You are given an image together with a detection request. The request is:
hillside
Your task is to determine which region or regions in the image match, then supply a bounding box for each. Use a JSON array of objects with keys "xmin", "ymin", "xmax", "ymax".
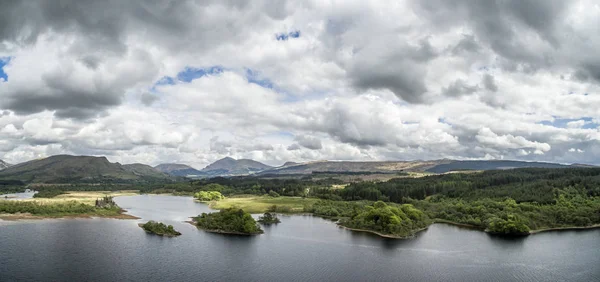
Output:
[
  {"xmin": 202, "ymin": 157, "xmax": 273, "ymax": 176},
  {"xmin": 260, "ymin": 160, "xmax": 446, "ymax": 175},
  {"xmin": 0, "ymin": 155, "xmax": 172, "ymax": 183},
  {"xmin": 0, "ymin": 159, "xmax": 11, "ymax": 170},
  {"xmin": 122, "ymin": 163, "xmax": 171, "ymax": 178},
  {"xmin": 258, "ymin": 159, "xmax": 587, "ymax": 175},
  {"xmin": 425, "ymin": 160, "xmax": 576, "ymax": 173},
  {"xmin": 155, "ymin": 163, "xmax": 204, "ymax": 177}
]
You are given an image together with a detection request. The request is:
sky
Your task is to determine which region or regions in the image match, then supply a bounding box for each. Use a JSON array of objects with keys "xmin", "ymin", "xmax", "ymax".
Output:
[{"xmin": 1, "ymin": 1, "xmax": 600, "ymax": 168}]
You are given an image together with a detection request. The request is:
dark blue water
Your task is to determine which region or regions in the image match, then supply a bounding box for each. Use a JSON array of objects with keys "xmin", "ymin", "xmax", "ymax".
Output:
[{"xmin": 1, "ymin": 195, "xmax": 599, "ymax": 281}]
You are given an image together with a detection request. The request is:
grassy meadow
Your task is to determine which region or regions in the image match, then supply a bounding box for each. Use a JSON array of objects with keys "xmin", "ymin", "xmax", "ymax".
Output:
[{"xmin": 206, "ymin": 195, "xmax": 318, "ymax": 214}]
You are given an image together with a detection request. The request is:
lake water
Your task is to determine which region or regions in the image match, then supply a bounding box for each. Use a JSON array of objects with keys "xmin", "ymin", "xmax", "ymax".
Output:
[
  {"xmin": 1, "ymin": 191, "xmax": 37, "ymax": 199},
  {"xmin": 0, "ymin": 195, "xmax": 598, "ymax": 281}
]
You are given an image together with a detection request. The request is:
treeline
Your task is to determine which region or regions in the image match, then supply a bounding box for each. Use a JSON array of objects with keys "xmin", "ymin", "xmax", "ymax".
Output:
[
  {"xmin": 311, "ymin": 171, "xmax": 406, "ymax": 176},
  {"xmin": 312, "ymin": 168, "xmax": 600, "ymax": 204},
  {"xmin": 188, "ymin": 177, "xmax": 342, "ymax": 197},
  {"xmin": 0, "ymin": 201, "xmax": 121, "ymax": 216},
  {"xmin": 33, "ymin": 190, "xmax": 66, "ymax": 198}
]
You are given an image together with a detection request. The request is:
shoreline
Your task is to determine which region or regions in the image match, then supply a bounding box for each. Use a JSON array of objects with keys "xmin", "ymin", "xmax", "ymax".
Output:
[
  {"xmin": 0, "ymin": 210, "xmax": 139, "ymax": 221},
  {"xmin": 433, "ymin": 220, "xmax": 600, "ymax": 235},
  {"xmin": 337, "ymin": 224, "xmax": 429, "ymax": 239},
  {"xmin": 528, "ymin": 224, "xmax": 600, "ymax": 234},
  {"xmin": 433, "ymin": 219, "xmax": 482, "ymax": 230}
]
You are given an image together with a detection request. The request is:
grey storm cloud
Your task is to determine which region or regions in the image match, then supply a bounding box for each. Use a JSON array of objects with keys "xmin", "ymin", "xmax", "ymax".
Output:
[
  {"xmin": 0, "ymin": 0, "xmax": 277, "ymax": 119},
  {"xmin": 451, "ymin": 35, "xmax": 481, "ymax": 55},
  {"xmin": 412, "ymin": 0, "xmax": 569, "ymax": 71},
  {"xmin": 294, "ymin": 135, "xmax": 322, "ymax": 150},
  {"xmin": 349, "ymin": 39, "xmax": 437, "ymax": 103},
  {"xmin": 482, "ymin": 74, "xmax": 498, "ymax": 92},
  {"xmin": 3, "ymin": 0, "xmax": 600, "ymax": 167},
  {"xmin": 442, "ymin": 79, "xmax": 479, "ymax": 97},
  {"xmin": 140, "ymin": 92, "xmax": 160, "ymax": 106}
]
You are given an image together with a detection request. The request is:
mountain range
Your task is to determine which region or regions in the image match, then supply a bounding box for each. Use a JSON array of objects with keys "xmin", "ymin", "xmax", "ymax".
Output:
[
  {"xmin": 155, "ymin": 157, "xmax": 274, "ymax": 177},
  {"xmin": 0, "ymin": 155, "xmax": 594, "ymax": 184},
  {"xmin": 154, "ymin": 163, "xmax": 204, "ymax": 177},
  {"xmin": 0, "ymin": 155, "xmax": 172, "ymax": 183}
]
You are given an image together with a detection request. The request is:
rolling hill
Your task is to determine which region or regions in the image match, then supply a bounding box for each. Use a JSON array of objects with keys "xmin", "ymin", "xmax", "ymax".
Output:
[
  {"xmin": 425, "ymin": 160, "xmax": 577, "ymax": 173},
  {"xmin": 259, "ymin": 160, "xmax": 447, "ymax": 175},
  {"xmin": 0, "ymin": 155, "xmax": 173, "ymax": 183},
  {"xmin": 258, "ymin": 159, "xmax": 590, "ymax": 175}
]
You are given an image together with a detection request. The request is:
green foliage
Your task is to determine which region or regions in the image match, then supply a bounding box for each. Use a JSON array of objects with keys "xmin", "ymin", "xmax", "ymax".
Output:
[
  {"xmin": 316, "ymin": 168, "xmax": 600, "ymax": 204},
  {"xmin": 141, "ymin": 221, "xmax": 181, "ymax": 236},
  {"xmin": 95, "ymin": 196, "xmax": 117, "ymax": 208},
  {"xmin": 0, "ymin": 200, "xmax": 121, "ymax": 216},
  {"xmin": 486, "ymin": 214, "xmax": 530, "ymax": 235},
  {"xmin": 257, "ymin": 212, "xmax": 281, "ymax": 224},
  {"xmin": 194, "ymin": 208, "xmax": 263, "ymax": 234},
  {"xmin": 305, "ymin": 200, "xmax": 431, "ymax": 237},
  {"xmin": 267, "ymin": 205, "xmax": 292, "ymax": 213},
  {"xmin": 194, "ymin": 191, "xmax": 224, "ymax": 201},
  {"xmin": 341, "ymin": 201, "xmax": 432, "ymax": 238},
  {"xmin": 268, "ymin": 190, "xmax": 280, "ymax": 197},
  {"xmin": 33, "ymin": 189, "xmax": 66, "ymax": 198},
  {"xmin": 417, "ymin": 188, "xmax": 600, "ymax": 234}
]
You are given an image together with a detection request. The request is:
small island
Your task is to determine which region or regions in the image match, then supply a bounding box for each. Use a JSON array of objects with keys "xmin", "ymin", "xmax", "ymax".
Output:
[
  {"xmin": 139, "ymin": 221, "xmax": 182, "ymax": 237},
  {"xmin": 257, "ymin": 212, "xmax": 281, "ymax": 225},
  {"xmin": 191, "ymin": 208, "xmax": 263, "ymax": 235}
]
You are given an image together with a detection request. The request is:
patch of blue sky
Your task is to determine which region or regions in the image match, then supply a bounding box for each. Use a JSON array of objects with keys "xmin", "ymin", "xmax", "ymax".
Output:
[
  {"xmin": 244, "ymin": 68, "xmax": 301, "ymax": 102},
  {"xmin": 245, "ymin": 68, "xmax": 274, "ymax": 89},
  {"xmin": 177, "ymin": 66, "xmax": 223, "ymax": 82},
  {"xmin": 276, "ymin": 30, "xmax": 301, "ymax": 41},
  {"xmin": 0, "ymin": 56, "xmax": 11, "ymax": 81},
  {"xmin": 150, "ymin": 66, "xmax": 223, "ymax": 92},
  {"xmin": 538, "ymin": 117, "xmax": 596, "ymax": 129}
]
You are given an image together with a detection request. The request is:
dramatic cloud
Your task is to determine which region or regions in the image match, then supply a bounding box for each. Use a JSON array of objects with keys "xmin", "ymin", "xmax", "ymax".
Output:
[{"xmin": 1, "ymin": 0, "xmax": 600, "ymax": 167}]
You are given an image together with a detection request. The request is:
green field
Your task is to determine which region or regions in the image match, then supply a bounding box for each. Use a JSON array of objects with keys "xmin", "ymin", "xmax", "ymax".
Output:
[{"xmin": 206, "ymin": 195, "xmax": 318, "ymax": 213}]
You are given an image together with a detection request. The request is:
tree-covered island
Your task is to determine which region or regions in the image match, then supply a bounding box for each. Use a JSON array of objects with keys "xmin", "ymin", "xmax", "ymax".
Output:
[
  {"xmin": 139, "ymin": 221, "xmax": 182, "ymax": 237},
  {"xmin": 191, "ymin": 208, "xmax": 263, "ymax": 235}
]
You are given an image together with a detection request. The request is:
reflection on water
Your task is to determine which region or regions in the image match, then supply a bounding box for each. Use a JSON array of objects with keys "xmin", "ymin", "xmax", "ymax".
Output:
[{"xmin": 0, "ymin": 195, "xmax": 598, "ymax": 282}]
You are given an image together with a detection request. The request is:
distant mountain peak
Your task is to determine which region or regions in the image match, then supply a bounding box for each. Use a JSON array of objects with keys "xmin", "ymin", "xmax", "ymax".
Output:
[
  {"xmin": 0, "ymin": 159, "xmax": 11, "ymax": 171},
  {"xmin": 201, "ymin": 157, "xmax": 273, "ymax": 176}
]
